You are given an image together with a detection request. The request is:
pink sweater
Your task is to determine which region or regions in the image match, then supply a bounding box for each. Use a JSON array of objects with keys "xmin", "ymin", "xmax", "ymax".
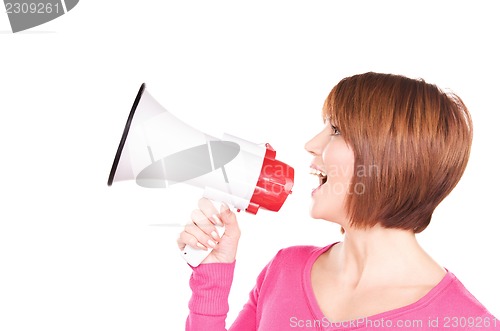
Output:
[{"xmin": 186, "ymin": 244, "xmax": 498, "ymax": 330}]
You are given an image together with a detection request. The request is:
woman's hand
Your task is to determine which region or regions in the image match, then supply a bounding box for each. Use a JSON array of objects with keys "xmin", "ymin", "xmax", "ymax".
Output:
[{"xmin": 177, "ymin": 198, "xmax": 241, "ymax": 264}]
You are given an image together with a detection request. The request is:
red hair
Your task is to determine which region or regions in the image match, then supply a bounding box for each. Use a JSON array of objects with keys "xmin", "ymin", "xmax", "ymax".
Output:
[{"xmin": 323, "ymin": 72, "xmax": 472, "ymax": 233}]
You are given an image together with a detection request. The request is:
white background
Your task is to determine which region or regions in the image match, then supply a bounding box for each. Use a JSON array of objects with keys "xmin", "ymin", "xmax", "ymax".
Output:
[{"xmin": 1, "ymin": 1, "xmax": 499, "ymax": 330}]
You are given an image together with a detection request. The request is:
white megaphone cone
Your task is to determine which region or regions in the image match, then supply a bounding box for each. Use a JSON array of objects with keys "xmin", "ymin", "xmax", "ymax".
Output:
[{"xmin": 108, "ymin": 83, "xmax": 294, "ymax": 266}]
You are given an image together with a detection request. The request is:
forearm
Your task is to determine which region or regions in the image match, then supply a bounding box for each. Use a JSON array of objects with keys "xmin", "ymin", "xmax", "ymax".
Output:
[{"xmin": 186, "ymin": 262, "xmax": 236, "ymax": 331}]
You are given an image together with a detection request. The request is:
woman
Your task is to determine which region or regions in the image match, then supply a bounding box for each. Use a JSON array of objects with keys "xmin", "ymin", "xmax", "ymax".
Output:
[{"xmin": 177, "ymin": 72, "xmax": 498, "ymax": 330}]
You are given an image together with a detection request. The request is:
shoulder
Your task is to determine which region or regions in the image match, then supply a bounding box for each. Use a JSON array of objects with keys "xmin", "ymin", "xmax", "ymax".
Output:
[
  {"xmin": 278, "ymin": 244, "xmax": 323, "ymax": 255},
  {"xmin": 252, "ymin": 244, "xmax": 333, "ymax": 291},
  {"xmin": 436, "ymin": 274, "xmax": 498, "ymax": 329},
  {"xmin": 277, "ymin": 243, "xmax": 331, "ymax": 258},
  {"xmin": 448, "ymin": 273, "xmax": 494, "ymax": 312},
  {"xmin": 427, "ymin": 272, "xmax": 497, "ymax": 323},
  {"xmin": 266, "ymin": 243, "xmax": 334, "ymax": 270}
]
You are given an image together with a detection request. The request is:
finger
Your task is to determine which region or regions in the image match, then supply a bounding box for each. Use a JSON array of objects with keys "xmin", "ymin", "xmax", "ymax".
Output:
[
  {"xmin": 219, "ymin": 202, "xmax": 237, "ymax": 226},
  {"xmin": 178, "ymin": 228, "xmax": 215, "ymax": 251},
  {"xmin": 218, "ymin": 203, "xmax": 240, "ymax": 239},
  {"xmin": 197, "ymin": 198, "xmax": 223, "ymax": 226},
  {"xmin": 184, "ymin": 216, "xmax": 220, "ymax": 249},
  {"xmin": 190, "ymin": 209, "xmax": 222, "ymax": 241}
]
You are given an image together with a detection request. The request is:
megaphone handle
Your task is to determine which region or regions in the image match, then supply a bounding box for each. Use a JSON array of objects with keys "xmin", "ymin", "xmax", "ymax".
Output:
[{"xmin": 181, "ymin": 223, "xmax": 226, "ymax": 267}]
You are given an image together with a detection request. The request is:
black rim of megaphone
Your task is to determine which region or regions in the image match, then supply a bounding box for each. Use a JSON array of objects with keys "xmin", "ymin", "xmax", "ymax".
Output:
[{"xmin": 107, "ymin": 83, "xmax": 147, "ymax": 186}]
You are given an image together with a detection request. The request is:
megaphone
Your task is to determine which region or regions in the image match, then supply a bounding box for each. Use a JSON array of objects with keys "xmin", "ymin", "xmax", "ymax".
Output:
[{"xmin": 108, "ymin": 84, "xmax": 294, "ymax": 266}]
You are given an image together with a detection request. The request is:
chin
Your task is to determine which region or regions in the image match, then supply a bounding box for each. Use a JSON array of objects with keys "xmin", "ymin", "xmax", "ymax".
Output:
[
  {"xmin": 309, "ymin": 203, "xmax": 346, "ymax": 226},
  {"xmin": 308, "ymin": 201, "xmax": 323, "ymax": 219},
  {"xmin": 309, "ymin": 204, "xmax": 331, "ymax": 220}
]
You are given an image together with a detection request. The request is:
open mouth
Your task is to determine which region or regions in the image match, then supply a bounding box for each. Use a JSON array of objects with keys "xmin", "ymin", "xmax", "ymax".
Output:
[{"xmin": 310, "ymin": 167, "xmax": 327, "ymax": 187}]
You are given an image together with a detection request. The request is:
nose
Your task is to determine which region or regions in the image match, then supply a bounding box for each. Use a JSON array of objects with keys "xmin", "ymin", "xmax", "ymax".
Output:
[{"xmin": 304, "ymin": 130, "xmax": 325, "ymax": 156}]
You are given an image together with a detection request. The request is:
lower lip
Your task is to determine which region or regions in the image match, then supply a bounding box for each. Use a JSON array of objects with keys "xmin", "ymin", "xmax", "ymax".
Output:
[{"xmin": 312, "ymin": 184, "xmax": 323, "ymax": 196}]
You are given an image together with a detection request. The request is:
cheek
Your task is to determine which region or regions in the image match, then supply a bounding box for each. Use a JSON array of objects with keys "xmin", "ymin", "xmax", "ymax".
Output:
[
  {"xmin": 322, "ymin": 141, "xmax": 355, "ymax": 183},
  {"xmin": 309, "ymin": 141, "xmax": 355, "ymax": 221}
]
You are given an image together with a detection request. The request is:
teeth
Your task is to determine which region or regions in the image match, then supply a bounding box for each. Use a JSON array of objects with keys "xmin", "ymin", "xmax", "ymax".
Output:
[{"xmin": 309, "ymin": 168, "xmax": 327, "ymax": 177}]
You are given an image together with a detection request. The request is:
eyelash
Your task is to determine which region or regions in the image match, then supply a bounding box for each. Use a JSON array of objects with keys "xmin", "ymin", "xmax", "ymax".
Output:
[{"xmin": 331, "ymin": 125, "xmax": 341, "ymax": 136}]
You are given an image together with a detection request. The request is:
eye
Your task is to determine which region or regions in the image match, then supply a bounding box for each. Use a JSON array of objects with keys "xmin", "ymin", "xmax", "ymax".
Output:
[{"xmin": 330, "ymin": 124, "xmax": 341, "ymax": 136}]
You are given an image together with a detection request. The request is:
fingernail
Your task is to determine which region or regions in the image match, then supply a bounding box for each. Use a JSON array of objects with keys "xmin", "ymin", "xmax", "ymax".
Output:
[
  {"xmin": 211, "ymin": 231, "xmax": 220, "ymax": 240},
  {"xmin": 207, "ymin": 240, "xmax": 217, "ymax": 248},
  {"xmin": 220, "ymin": 203, "xmax": 231, "ymax": 215},
  {"xmin": 196, "ymin": 242, "xmax": 207, "ymax": 250},
  {"xmin": 211, "ymin": 214, "xmax": 223, "ymax": 226}
]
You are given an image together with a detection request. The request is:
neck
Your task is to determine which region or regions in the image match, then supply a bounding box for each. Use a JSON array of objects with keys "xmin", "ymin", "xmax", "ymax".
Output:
[{"xmin": 328, "ymin": 224, "xmax": 443, "ymax": 288}]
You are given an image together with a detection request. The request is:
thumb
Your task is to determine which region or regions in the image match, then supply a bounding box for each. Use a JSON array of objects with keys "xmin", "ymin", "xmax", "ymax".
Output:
[{"xmin": 219, "ymin": 203, "xmax": 239, "ymax": 235}]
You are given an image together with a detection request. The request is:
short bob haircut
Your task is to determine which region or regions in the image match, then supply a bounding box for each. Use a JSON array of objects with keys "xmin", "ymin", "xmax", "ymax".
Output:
[{"xmin": 323, "ymin": 72, "xmax": 473, "ymax": 233}]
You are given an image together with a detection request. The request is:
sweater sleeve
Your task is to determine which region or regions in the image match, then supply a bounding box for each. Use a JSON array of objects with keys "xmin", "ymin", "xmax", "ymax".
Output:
[
  {"xmin": 186, "ymin": 252, "xmax": 279, "ymax": 331},
  {"xmin": 185, "ymin": 262, "xmax": 236, "ymax": 331}
]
